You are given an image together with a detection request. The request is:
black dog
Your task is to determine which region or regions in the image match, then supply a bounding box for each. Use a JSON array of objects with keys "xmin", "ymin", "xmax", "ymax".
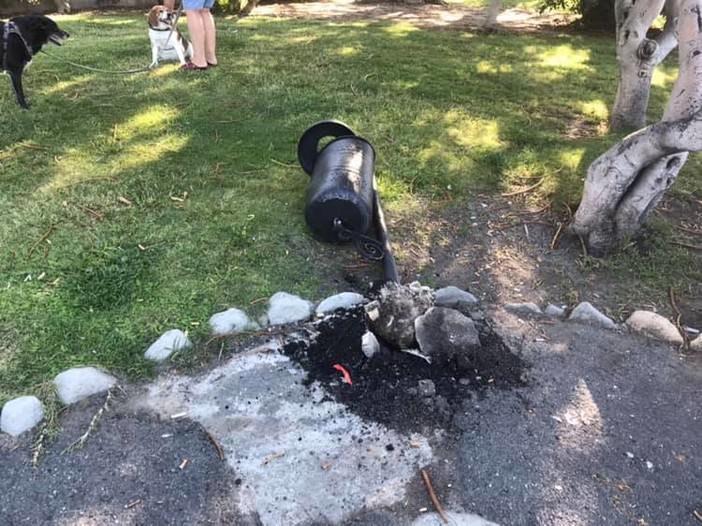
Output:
[{"xmin": 1, "ymin": 15, "xmax": 69, "ymax": 108}]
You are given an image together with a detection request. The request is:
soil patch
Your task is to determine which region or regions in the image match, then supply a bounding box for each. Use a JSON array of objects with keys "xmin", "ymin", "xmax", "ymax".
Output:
[
  {"xmin": 282, "ymin": 306, "xmax": 527, "ymax": 432},
  {"xmin": 252, "ymin": 0, "xmax": 577, "ymax": 34}
]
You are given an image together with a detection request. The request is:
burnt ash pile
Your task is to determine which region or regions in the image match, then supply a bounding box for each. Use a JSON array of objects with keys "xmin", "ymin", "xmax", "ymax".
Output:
[{"xmin": 283, "ymin": 283, "xmax": 528, "ymax": 433}]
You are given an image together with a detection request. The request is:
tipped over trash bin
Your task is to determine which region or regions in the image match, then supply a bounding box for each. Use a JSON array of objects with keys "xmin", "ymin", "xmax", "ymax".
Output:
[{"xmin": 297, "ymin": 120, "xmax": 399, "ymax": 282}]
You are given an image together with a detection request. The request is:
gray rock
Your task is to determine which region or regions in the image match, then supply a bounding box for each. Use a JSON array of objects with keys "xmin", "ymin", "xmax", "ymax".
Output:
[
  {"xmin": 267, "ymin": 292, "xmax": 314, "ymax": 326},
  {"xmin": 144, "ymin": 329, "xmax": 192, "ymax": 362},
  {"xmin": 434, "ymin": 286, "xmax": 479, "ymax": 315},
  {"xmin": 1, "ymin": 395, "xmax": 44, "ymax": 436},
  {"xmin": 365, "ymin": 281, "xmax": 434, "ymax": 348},
  {"xmin": 257, "ymin": 313, "xmax": 269, "ymax": 327},
  {"xmin": 568, "ymin": 301, "xmax": 617, "ymax": 330},
  {"xmin": 469, "ymin": 310, "xmax": 486, "ymax": 322},
  {"xmin": 544, "ymin": 304, "xmax": 566, "ymax": 318},
  {"xmin": 316, "ymin": 292, "xmax": 365, "ymax": 315},
  {"xmin": 505, "ymin": 302, "xmax": 543, "ymax": 316},
  {"xmin": 209, "ymin": 308, "xmax": 260, "ymax": 335},
  {"xmin": 625, "ymin": 311, "xmax": 684, "ymax": 344},
  {"xmin": 54, "ymin": 367, "xmax": 117, "ymax": 405},
  {"xmin": 417, "ymin": 379, "xmax": 436, "ymax": 397},
  {"xmin": 415, "ymin": 307, "xmax": 481, "ymax": 369},
  {"xmin": 690, "ymin": 335, "xmax": 702, "ymax": 352},
  {"xmin": 361, "ymin": 330, "xmax": 380, "ymax": 359}
]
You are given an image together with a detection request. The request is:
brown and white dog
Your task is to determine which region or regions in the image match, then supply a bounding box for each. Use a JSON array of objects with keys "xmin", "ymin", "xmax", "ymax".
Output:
[{"xmin": 147, "ymin": 5, "xmax": 192, "ymax": 68}]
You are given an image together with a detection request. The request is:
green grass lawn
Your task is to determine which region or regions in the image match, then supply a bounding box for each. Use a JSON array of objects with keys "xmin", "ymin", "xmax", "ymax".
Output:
[{"xmin": 0, "ymin": 8, "xmax": 699, "ymax": 404}]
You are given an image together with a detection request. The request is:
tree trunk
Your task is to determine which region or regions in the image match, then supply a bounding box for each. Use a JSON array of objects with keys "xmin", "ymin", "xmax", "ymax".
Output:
[
  {"xmin": 483, "ymin": 0, "xmax": 501, "ymax": 29},
  {"xmin": 571, "ymin": 0, "xmax": 702, "ymax": 254},
  {"xmin": 609, "ymin": 0, "xmax": 678, "ymax": 131}
]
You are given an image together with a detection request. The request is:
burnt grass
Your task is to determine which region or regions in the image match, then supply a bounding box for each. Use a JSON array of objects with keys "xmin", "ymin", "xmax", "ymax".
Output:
[{"xmin": 283, "ymin": 307, "xmax": 529, "ymax": 432}]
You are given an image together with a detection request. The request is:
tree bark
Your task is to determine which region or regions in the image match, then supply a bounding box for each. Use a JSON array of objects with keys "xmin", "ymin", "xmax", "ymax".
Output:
[
  {"xmin": 571, "ymin": 0, "xmax": 702, "ymax": 255},
  {"xmin": 483, "ymin": 0, "xmax": 501, "ymax": 29},
  {"xmin": 610, "ymin": 0, "xmax": 678, "ymax": 131}
]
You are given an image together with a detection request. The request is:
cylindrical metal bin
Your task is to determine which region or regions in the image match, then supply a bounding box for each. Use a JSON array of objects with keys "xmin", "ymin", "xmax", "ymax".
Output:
[
  {"xmin": 304, "ymin": 135, "xmax": 376, "ymax": 242},
  {"xmin": 297, "ymin": 120, "xmax": 400, "ymax": 282}
]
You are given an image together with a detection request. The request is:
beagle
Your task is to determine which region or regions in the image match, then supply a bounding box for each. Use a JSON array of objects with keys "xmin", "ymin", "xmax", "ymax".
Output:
[{"xmin": 147, "ymin": 5, "xmax": 192, "ymax": 68}]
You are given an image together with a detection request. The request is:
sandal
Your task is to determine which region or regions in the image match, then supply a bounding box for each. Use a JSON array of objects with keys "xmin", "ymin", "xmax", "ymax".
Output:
[
  {"xmin": 181, "ymin": 62, "xmax": 208, "ymax": 71},
  {"xmin": 207, "ymin": 62, "xmax": 218, "ymax": 68}
]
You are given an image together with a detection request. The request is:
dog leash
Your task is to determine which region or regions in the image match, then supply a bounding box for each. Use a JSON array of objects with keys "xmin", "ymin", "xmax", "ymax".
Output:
[
  {"xmin": 39, "ymin": 3, "xmax": 183, "ymax": 75},
  {"xmin": 39, "ymin": 48, "xmax": 153, "ymax": 74}
]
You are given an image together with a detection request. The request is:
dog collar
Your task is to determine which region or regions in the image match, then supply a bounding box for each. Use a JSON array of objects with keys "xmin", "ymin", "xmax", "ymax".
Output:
[
  {"xmin": 149, "ymin": 25, "xmax": 173, "ymax": 32},
  {"xmin": 2, "ymin": 21, "xmax": 34, "ymax": 70}
]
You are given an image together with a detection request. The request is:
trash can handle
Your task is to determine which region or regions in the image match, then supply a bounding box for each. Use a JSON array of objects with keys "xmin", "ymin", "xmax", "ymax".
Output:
[{"xmin": 297, "ymin": 120, "xmax": 357, "ymax": 176}]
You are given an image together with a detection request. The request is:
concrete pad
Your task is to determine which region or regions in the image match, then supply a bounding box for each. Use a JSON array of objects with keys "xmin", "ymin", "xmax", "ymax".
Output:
[
  {"xmin": 411, "ymin": 511, "xmax": 500, "ymax": 525},
  {"xmin": 139, "ymin": 347, "xmax": 433, "ymax": 526}
]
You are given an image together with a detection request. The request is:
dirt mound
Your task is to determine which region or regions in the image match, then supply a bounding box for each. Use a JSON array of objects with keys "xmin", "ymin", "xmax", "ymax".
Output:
[{"xmin": 283, "ymin": 306, "xmax": 527, "ymax": 432}]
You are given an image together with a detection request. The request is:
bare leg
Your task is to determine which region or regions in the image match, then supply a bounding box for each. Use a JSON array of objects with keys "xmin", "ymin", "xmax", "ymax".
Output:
[
  {"xmin": 203, "ymin": 9, "xmax": 217, "ymax": 65},
  {"xmin": 185, "ymin": 10, "xmax": 208, "ymax": 68}
]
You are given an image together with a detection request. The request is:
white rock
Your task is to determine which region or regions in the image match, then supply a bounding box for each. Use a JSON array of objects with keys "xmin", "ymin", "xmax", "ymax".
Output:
[
  {"xmin": 267, "ymin": 292, "xmax": 314, "ymax": 325},
  {"xmin": 544, "ymin": 304, "xmax": 566, "ymax": 318},
  {"xmin": 434, "ymin": 286, "xmax": 479, "ymax": 313},
  {"xmin": 54, "ymin": 367, "xmax": 117, "ymax": 405},
  {"xmin": 361, "ymin": 330, "xmax": 380, "ymax": 359},
  {"xmin": 691, "ymin": 335, "xmax": 702, "ymax": 352},
  {"xmin": 144, "ymin": 329, "xmax": 192, "ymax": 362},
  {"xmin": 505, "ymin": 302, "xmax": 543, "ymax": 316},
  {"xmin": 411, "ymin": 511, "xmax": 500, "ymax": 526},
  {"xmin": 568, "ymin": 302, "xmax": 617, "ymax": 330},
  {"xmin": 209, "ymin": 308, "xmax": 260, "ymax": 335},
  {"xmin": 316, "ymin": 292, "xmax": 365, "ymax": 315},
  {"xmin": 625, "ymin": 310, "xmax": 684, "ymax": 344},
  {"xmin": 1, "ymin": 396, "xmax": 44, "ymax": 436}
]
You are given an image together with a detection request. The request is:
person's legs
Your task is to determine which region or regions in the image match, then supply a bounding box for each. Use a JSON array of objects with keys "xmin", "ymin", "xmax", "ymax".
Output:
[
  {"xmin": 185, "ymin": 9, "xmax": 208, "ymax": 68},
  {"xmin": 202, "ymin": 9, "xmax": 217, "ymax": 66}
]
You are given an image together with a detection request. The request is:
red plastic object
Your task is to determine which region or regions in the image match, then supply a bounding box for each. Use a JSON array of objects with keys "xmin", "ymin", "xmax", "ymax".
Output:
[{"xmin": 332, "ymin": 364, "xmax": 353, "ymax": 386}]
